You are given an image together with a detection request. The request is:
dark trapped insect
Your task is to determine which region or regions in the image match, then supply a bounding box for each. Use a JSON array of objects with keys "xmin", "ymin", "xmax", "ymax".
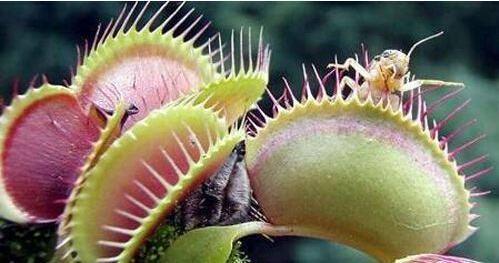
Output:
[{"xmin": 177, "ymin": 141, "xmax": 252, "ymax": 230}]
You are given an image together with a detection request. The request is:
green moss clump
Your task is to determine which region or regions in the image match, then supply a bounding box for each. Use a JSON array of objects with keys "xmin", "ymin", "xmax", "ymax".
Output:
[
  {"xmin": 132, "ymin": 222, "xmax": 181, "ymax": 263},
  {"xmin": 0, "ymin": 219, "xmax": 57, "ymax": 262},
  {"xmin": 227, "ymin": 241, "xmax": 251, "ymax": 263}
]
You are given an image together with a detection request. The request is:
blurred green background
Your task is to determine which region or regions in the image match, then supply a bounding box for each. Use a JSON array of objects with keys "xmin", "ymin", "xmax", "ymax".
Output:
[{"xmin": 0, "ymin": 2, "xmax": 497, "ymax": 262}]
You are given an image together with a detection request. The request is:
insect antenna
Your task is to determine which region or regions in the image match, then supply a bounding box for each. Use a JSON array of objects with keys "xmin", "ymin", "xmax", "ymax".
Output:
[{"xmin": 407, "ymin": 31, "xmax": 444, "ymax": 58}]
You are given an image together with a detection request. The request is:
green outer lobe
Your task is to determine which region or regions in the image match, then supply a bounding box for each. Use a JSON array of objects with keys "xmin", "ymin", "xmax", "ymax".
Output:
[
  {"xmin": 161, "ymin": 222, "xmax": 290, "ymax": 263},
  {"xmin": 161, "ymin": 223, "xmax": 257, "ymax": 263},
  {"xmin": 191, "ymin": 73, "xmax": 267, "ymax": 125},
  {"xmin": 69, "ymin": 103, "xmax": 243, "ymax": 262},
  {"xmin": 246, "ymin": 98, "xmax": 471, "ymax": 262}
]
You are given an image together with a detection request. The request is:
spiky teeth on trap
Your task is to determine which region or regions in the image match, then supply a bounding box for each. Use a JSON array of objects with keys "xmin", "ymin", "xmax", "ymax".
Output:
[
  {"xmin": 72, "ymin": 2, "xmax": 270, "ymax": 131},
  {"xmin": 61, "ymin": 99, "xmax": 244, "ymax": 262},
  {"xmin": 245, "ymin": 65, "xmax": 485, "ymax": 262}
]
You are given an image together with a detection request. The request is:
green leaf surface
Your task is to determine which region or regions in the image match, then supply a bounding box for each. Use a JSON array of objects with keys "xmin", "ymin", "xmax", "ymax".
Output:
[{"xmin": 161, "ymin": 222, "xmax": 290, "ymax": 263}]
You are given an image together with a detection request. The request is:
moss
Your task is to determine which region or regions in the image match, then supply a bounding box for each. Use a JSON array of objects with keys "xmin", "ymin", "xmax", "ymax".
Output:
[
  {"xmin": 0, "ymin": 219, "xmax": 57, "ymax": 262},
  {"xmin": 132, "ymin": 223, "xmax": 181, "ymax": 263},
  {"xmin": 227, "ymin": 241, "xmax": 251, "ymax": 263}
]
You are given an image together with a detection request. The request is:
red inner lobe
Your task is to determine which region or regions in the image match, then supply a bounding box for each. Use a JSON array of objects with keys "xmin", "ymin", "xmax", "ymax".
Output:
[
  {"xmin": 79, "ymin": 44, "xmax": 203, "ymax": 130},
  {"xmin": 87, "ymin": 121, "xmax": 219, "ymax": 259},
  {"xmin": 96, "ymin": 144, "xmax": 188, "ymax": 257},
  {"xmin": 3, "ymin": 94, "xmax": 100, "ymax": 221}
]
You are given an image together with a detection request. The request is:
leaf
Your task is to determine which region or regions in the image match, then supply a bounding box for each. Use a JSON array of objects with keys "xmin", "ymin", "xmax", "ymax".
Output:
[{"xmin": 161, "ymin": 222, "xmax": 290, "ymax": 263}]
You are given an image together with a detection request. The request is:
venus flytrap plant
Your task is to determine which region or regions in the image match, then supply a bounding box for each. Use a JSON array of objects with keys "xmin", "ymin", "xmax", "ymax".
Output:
[{"xmin": 0, "ymin": 2, "xmax": 491, "ymax": 263}]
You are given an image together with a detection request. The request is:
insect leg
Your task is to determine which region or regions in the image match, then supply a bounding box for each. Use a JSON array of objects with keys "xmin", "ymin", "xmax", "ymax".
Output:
[
  {"xmin": 387, "ymin": 93, "xmax": 401, "ymax": 110},
  {"xmin": 390, "ymin": 64, "xmax": 398, "ymax": 79},
  {"xmin": 337, "ymin": 76, "xmax": 363, "ymax": 96},
  {"xmin": 400, "ymin": 79, "xmax": 465, "ymax": 92},
  {"xmin": 327, "ymin": 58, "xmax": 373, "ymax": 80}
]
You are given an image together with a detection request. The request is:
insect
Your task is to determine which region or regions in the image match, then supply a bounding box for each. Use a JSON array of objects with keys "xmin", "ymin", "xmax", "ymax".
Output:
[
  {"xmin": 327, "ymin": 32, "xmax": 464, "ymax": 108},
  {"xmin": 177, "ymin": 141, "xmax": 252, "ymax": 230}
]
